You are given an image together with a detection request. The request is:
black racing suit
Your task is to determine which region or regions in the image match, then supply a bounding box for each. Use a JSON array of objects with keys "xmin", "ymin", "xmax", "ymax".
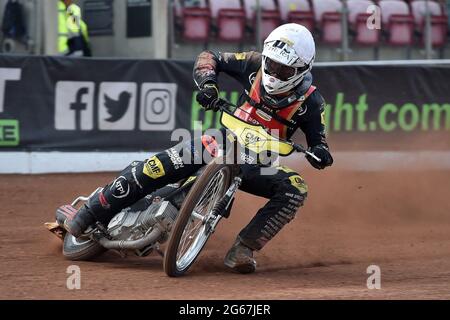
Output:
[{"xmin": 81, "ymin": 51, "xmax": 333, "ymax": 251}]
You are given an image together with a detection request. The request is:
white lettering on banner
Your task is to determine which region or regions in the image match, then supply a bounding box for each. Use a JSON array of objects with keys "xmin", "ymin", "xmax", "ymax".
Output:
[
  {"xmin": 0, "ymin": 68, "xmax": 22, "ymax": 113},
  {"xmin": 54, "ymin": 82, "xmax": 177, "ymax": 132},
  {"xmin": 98, "ymin": 82, "xmax": 137, "ymax": 131},
  {"xmin": 140, "ymin": 83, "xmax": 177, "ymax": 131},
  {"xmin": 55, "ymin": 81, "xmax": 95, "ymax": 130},
  {"xmin": 55, "ymin": 81, "xmax": 95, "ymax": 131}
]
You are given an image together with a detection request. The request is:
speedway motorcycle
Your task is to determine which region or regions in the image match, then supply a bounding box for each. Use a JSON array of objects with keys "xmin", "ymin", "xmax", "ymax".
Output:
[{"xmin": 46, "ymin": 99, "xmax": 320, "ymax": 277}]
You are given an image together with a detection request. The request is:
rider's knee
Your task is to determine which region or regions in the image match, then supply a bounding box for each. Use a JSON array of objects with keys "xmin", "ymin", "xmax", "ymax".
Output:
[
  {"xmin": 101, "ymin": 161, "xmax": 145, "ymax": 204},
  {"xmin": 142, "ymin": 154, "xmax": 168, "ymax": 180},
  {"xmin": 279, "ymin": 175, "xmax": 308, "ymax": 212}
]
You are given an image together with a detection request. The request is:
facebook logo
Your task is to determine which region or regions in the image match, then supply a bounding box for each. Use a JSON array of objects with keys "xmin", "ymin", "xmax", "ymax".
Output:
[{"xmin": 55, "ymin": 82, "xmax": 95, "ymax": 130}]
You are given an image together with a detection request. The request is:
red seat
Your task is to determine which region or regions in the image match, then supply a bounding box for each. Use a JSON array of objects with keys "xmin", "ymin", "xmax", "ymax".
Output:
[
  {"xmin": 348, "ymin": 0, "xmax": 376, "ymax": 27},
  {"xmin": 388, "ymin": 14, "xmax": 415, "ymax": 45},
  {"xmin": 312, "ymin": 0, "xmax": 342, "ymax": 22},
  {"xmin": 322, "ymin": 12, "xmax": 342, "ymax": 44},
  {"xmin": 287, "ymin": 11, "xmax": 315, "ymax": 32},
  {"xmin": 244, "ymin": 0, "xmax": 277, "ymax": 20},
  {"xmin": 379, "ymin": 0, "xmax": 414, "ymax": 46},
  {"xmin": 243, "ymin": 0, "xmax": 281, "ymax": 40},
  {"xmin": 209, "ymin": 0, "xmax": 241, "ymax": 18},
  {"xmin": 278, "ymin": 0, "xmax": 315, "ymax": 32},
  {"xmin": 355, "ymin": 13, "xmax": 381, "ymax": 45},
  {"xmin": 217, "ymin": 9, "xmax": 246, "ymax": 42},
  {"xmin": 410, "ymin": 0, "xmax": 443, "ymax": 25},
  {"xmin": 311, "ymin": 0, "xmax": 343, "ymax": 44},
  {"xmin": 411, "ymin": 0, "xmax": 448, "ymax": 47},
  {"xmin": 419, "ymin": 15, "xmax": 448, "ymax": 47},
  {"xmin": 182, "ymin": 8, "xmax": 211, "ymax": 42},
  {"xmin": 257, "ymin": 10, "xmax": 282, "ymax": 40}
]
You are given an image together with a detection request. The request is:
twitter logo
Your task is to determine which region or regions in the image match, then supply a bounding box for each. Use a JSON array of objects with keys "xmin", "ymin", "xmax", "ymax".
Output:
[
  {"xmin": 104, "ymin": 91, "xmax": 132, "ymax": 123},
  {"xmin": 99, "ymin": 82, "xmax": 137, "ymax": 131}
]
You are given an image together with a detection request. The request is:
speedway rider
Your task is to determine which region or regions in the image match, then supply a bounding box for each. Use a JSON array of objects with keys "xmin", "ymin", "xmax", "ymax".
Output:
[{"xmin": 59, "ymin": 24, "xmax": 334, "ymax": 274}]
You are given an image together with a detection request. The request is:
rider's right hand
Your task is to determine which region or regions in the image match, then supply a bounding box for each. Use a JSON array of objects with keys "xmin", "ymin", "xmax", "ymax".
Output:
[{"xmin": 196, "ymin": 82, "xmax": 220, "ymax": 111}]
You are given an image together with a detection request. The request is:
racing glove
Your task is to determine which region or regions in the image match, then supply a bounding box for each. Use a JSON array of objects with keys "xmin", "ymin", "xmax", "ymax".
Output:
[
  {"xmin": 306, "ymin": 145, "xmax": 334, "ymax": 170},
  {"xmin": 196, "ymin": 82, "xmax": 220, "ymax": 111}
]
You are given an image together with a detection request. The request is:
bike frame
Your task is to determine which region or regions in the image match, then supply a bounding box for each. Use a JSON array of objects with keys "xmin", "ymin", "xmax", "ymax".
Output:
[{"xmin": 199, "ymin": 99, "xmax": 320, "ymax": 222}]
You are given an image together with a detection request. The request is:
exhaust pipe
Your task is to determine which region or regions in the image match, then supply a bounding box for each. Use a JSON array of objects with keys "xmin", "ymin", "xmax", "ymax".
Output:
[{"xmin": 98, "ymin": 228, "xmax": 162, "ymax": 250}]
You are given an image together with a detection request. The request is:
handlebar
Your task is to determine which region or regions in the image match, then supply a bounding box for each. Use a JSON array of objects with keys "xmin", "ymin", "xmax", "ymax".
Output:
[{"xmin": 214, "ymin": 98, "xmax": 322, "ymax": 163}]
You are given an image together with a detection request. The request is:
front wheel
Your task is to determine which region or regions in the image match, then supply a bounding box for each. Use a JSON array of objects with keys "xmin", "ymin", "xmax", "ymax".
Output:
[{"xmin": 163, "ymin": 160, "xmax": 232, "ymax": 277}]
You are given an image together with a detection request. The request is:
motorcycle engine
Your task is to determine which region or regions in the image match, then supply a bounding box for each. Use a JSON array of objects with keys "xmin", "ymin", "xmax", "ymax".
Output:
[{"xmin": 107, "ymin": 199, "xmax": 179, "ymax": 243}]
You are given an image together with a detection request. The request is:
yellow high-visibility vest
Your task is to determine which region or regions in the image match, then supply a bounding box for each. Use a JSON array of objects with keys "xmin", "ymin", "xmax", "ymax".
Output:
[
  {"xmin": 66, "ymin": 3, "xmax": 82, "ymax": 36},
  {"xmin": 58, "ymin": 2, "xmax": 85, "ymax": 54},
  {"xmin": 58, "ymin": 1, "xmax": 69, "ymax": 54},
  {"xmin": 80, "ymin": 20, "xmax": 89, "ymax": 44}
]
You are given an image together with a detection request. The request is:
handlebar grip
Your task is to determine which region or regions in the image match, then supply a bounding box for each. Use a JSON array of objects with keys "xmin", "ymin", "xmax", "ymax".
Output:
[
  {"xmin": 293, "ymin": 144, "xmax": 306, "ymax": 153},
  {"xmin": 293, "ymin": 144, "xmax": 322, "ymax": 163},
  {"xmin": 213, "ymin": 98, "xmax": 228, "ymax": 111}
]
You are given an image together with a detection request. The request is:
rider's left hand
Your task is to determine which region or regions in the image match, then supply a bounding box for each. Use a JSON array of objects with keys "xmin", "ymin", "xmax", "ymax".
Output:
[{"xmin": 306, "ymin": 145, "xmax": 334, "ymax": 170}]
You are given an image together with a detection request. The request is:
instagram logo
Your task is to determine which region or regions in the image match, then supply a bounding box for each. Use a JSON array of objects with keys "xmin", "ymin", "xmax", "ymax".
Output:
[{"xmin": 140, "ymin": 83, "xmax": 177, "ymax": 131}]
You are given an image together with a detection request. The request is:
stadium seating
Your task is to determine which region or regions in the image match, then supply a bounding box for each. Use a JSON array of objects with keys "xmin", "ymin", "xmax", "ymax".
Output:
[
  {"xmin": 182, "ymin": 7, "xmax": 211, "ymax": 42},
  {"xmin": 209, "ymin": 0, "xmax": 246, "ymax": 42},
  {"xmin": 379, "ymin": 0, "xmax": 415, "ymax": 45},
  {"xmin": 278, "ymin": 0, "xmax": 315, "ymax": 32},
  {"xmin": 216, "ymin": 9, "xmax": 246, "ymax": 42},
  {"xmin": 348, "ymin": 0, "xmax": 375, "ymax": 25},
  {"xmin": 410, "ymin": 0, "xmax": 448, "ymax": 47},
  {"xmin": 311, "ymin": 0, "xmax": 343, "ymax": 44},
  {"xmin": 243, "ymin": 0, "xmax": 277, "ymax": 19},
  {"xmin": 172, "ymin": 0, "xmax": 449, "ymax": 58},
  {"xmin": 348, "ymin": 0, "xmax": 381, "ymax": 46},
  {"xmin": 243, "ymin": 0, "xmax": 282, "ymax": 40},
  {"xmin": 209, "ymin": 0, "xmax": 241, "ymax": 18}
]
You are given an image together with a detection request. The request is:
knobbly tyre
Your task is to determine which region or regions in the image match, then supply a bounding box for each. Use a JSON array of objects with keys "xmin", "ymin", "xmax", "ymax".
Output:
[{"xmin": 45, "ymin": 99, "xmax": 321, "ymax": 277}]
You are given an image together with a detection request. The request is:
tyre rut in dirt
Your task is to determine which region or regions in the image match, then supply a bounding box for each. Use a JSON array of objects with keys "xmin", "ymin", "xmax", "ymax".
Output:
[
  {"xmin": 63, "ymin": 234, "xmax": 106, "ymax": 261},
  {"xmin": 164, "ymin": 160, "xmax": 232, "ymax": 277}
]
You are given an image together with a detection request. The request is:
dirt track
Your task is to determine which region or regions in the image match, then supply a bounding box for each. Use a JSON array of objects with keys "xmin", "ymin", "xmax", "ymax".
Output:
[{"xmin": 1, "ymin": 166, "xmax": 450, "ymax": 300}]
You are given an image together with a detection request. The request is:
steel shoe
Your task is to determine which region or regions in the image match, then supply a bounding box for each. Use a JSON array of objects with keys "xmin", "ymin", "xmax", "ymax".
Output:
[{"xmin": 224, "ymin": 240, "xmax": 257, "ymax": 274}]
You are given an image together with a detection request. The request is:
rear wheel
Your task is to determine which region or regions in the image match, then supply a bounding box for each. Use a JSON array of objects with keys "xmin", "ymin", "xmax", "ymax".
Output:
[
  {"xmin": 163, "ymin": 161, "xmax": 232, "ymax": 277},
  {"xmin": 63, "ymin": 234, "xmax": 106, "ymax": 261}
]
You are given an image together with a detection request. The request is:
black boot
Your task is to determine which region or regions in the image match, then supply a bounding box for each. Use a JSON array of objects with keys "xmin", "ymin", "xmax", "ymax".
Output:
[
  {"xmin": 64, "ymin": 204, "xmax": 97, "ymax": 238},
  {"xmin": 224, "ymin": 238, "xmax": 257, "ymax": 274}
]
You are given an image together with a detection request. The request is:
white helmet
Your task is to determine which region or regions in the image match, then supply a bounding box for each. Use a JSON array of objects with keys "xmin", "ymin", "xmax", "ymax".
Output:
[{"xmin": 262, "ymin": 23, "xmax": 316, "ymax": 95}]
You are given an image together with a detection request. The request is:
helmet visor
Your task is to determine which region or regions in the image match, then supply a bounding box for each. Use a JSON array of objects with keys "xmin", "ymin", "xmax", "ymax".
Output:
[
  {"xmin": 264, "ymin": 57, "xmax": 297, "ymax": 81},
  {"xmin": 264, "ymin": 57, "xmax": 311, "ymax": 82}
]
